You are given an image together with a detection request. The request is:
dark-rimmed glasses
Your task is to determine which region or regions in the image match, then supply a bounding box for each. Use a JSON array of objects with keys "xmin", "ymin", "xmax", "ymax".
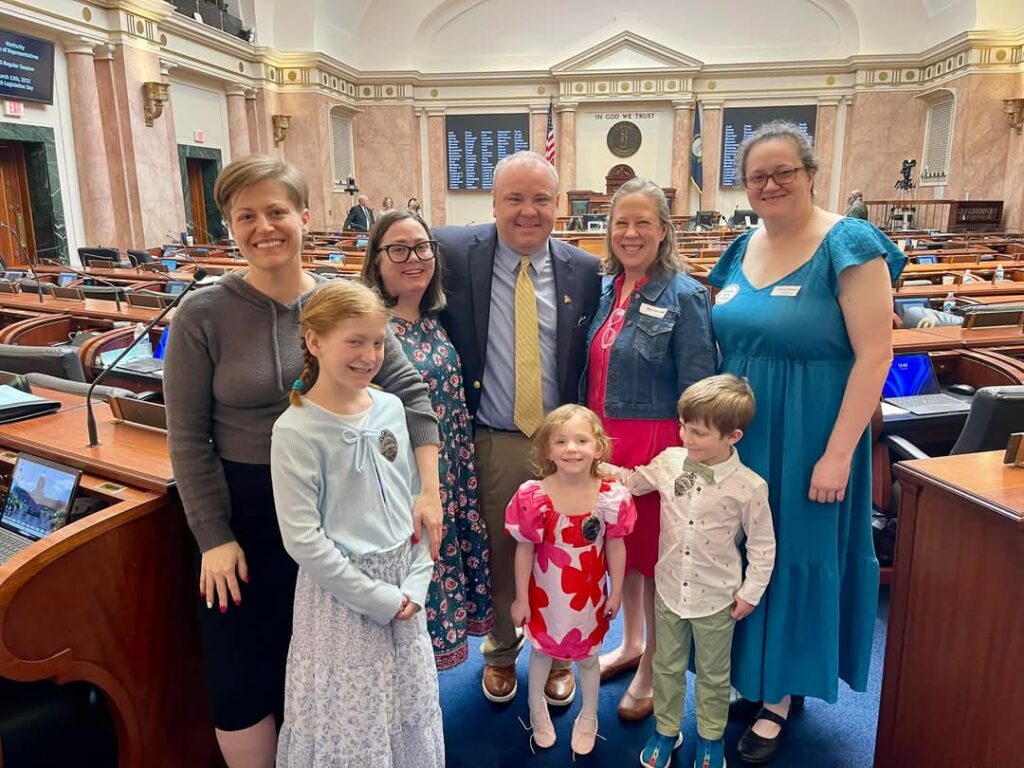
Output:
[
  {"xmin": 378, "ymin": 240, "xmax": 438, "ymax": 263},
  {"xmin": 743, "ymin": 166, "xmax": 805, "ymax": 189}
]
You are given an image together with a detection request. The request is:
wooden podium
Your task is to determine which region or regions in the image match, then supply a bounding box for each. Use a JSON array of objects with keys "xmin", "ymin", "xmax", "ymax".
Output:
[
  {"xmin": 876, "ymin": 451, "xmax": 1024, "ymax": 768},
  {"xmin": 0, "ymin": 400, "xmax": 219, "ymax": 766}
]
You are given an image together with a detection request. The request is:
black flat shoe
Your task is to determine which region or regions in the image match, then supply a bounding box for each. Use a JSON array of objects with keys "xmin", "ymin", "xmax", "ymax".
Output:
[
  {"xmin": 728, "ymin": 696, "xmax": 763, "ymax": 721},
  {"xmin": 736, "ymin": 707, "xmax": 789, "ymax": 765}
]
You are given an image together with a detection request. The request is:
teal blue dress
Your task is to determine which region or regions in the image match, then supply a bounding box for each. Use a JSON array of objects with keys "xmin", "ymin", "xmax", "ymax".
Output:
[{"xmin": 708, "ymin": 217, "xmax": 905, "ymax": 703}]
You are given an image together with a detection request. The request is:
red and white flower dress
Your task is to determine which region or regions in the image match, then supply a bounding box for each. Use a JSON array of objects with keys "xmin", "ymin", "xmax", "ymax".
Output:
[{"xmin": 505, "ymin": 479, "xmax": 637, "ymax": 661}]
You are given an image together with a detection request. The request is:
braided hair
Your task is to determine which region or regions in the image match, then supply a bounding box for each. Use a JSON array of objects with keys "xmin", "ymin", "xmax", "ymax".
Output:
[{"xmin": 289, "ymin": 279, "xmax": 388, "ymax": 406}]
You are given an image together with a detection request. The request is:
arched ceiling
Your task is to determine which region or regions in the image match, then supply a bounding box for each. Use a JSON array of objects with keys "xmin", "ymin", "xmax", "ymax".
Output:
[{"xmin": 248, "ymin": 0, "xmax": 1018, "ymax": 73}]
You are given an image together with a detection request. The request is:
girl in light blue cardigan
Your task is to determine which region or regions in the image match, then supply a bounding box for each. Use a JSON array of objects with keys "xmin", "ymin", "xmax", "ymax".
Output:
[{"xmin": 270, "ymin": 280, "xmax": 443, "ymax": 767}]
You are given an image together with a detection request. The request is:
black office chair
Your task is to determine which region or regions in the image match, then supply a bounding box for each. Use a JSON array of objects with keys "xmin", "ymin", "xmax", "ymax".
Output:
[
  {"xmin": 77, "ymin": 247, "xmax": 119, "ymax": 265},
  {"xmin": 0, "ymin": 344, "xmax": 87, "ymax": 382},
  {"xmin": 127, "ymin": 249, "xmax": 156, "ymax": 265}
]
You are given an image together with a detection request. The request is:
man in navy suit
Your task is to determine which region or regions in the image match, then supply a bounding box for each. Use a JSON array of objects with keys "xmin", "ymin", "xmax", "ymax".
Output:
[
  {"xmin": 437, "ymin": 151, "xmax": 601, "ymax": 706},
  {"xmin": 343, "ymin": 194, "xmax": 374, "ymax": 232}
]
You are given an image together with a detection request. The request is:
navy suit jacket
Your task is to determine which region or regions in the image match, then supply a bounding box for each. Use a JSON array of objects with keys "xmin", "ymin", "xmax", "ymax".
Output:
[
  {"xmin": 343, "ymin": 205, "xmax": 374, "ymax": 232},
  {"xmin": 437, "ymin": 223, "xmax": 602, "ymax": 417}
]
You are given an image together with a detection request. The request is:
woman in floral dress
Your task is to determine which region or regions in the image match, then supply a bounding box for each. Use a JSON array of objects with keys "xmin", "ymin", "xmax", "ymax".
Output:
[{"xmin": 363, "ymin": 210, "xmax": 493, "ymax": 669}]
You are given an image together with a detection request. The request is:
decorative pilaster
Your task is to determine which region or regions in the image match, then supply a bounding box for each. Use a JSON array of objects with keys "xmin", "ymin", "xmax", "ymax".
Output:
[
  {"xmin": 225, "ymin": 84, "xmax": 251, "ymax": 160},
  {"xmin": 426, "ymin": 110, "xmax": 447, "ymax": 226},
  {"xmin": 64, "ymin": 37, "xmax": 116, "ymax": 246},
  {"xmin": 529, "ymin": 103, "xmax": 549, "ymax": 156},
  {"xmin": 815, "ymin": 98, "xmax": 841, "ymax": 212},
  {"xmin": 671, "ymin": 99, "xmax": 694, "ymax": 215},
  {"xmin": 159, "ymin": 58, "xmax": 186, "ymax": 228},
  {"xmin": 245, "ymin": 89, "xmax": 263, "ymax": 153},
  {"xmin": 556, "ymin": 102, "xmax": 577, "ymax": 215},
  {"xmin": 699, "ymin": 101, "xmax": 723, "ymax": 211}
]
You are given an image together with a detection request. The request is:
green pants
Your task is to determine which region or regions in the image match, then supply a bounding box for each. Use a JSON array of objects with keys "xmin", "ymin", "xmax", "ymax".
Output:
[{"xmin": 653, "ymin": 593, "xmax": 735, "ymax": 740}]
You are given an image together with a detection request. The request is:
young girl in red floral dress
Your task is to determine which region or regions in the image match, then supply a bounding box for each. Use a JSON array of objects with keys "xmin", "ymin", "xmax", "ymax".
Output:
[{"xmin": 506, "ymin": 405, "xmax": 637, "ymax": 757}]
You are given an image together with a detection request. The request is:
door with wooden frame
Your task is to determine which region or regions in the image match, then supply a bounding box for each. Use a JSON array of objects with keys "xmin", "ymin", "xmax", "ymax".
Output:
[
  {"xmin": 0, "ymin": 142, "xmax": 35, "ymax": 266},
  {"xmin": 185, "ymin": 157, "xmax": 208, "ymax": 244}
]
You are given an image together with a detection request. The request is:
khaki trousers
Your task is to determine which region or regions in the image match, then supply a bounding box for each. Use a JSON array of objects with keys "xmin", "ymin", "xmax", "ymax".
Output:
[
  {"xmin": 653, "ymin": 593, "xmax": 735, "ymax": 740},
  {"xmin": 474, "ymin": 427, "xmax": 568, "ymax": 670}
]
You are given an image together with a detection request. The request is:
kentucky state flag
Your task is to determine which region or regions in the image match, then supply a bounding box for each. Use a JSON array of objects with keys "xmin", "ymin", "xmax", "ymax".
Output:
[{"xmin": 690, "ymin": 104, "xmax": 703, "ymax": 193}]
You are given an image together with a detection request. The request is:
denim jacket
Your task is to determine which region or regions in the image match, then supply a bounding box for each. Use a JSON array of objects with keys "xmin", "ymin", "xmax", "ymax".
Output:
[{"xmin": 581, "ymin": 267, "xmax": 717, "ymax": 420}]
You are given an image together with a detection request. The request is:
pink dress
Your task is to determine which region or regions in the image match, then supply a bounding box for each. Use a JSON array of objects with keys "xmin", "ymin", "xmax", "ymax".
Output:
[
  {"xmin": 505, "ymin": 479, "xmax": 637, "ymax": 661},
  {"xmin": 587, "ymin": 275, "xmax": 681, "ymax": 577}
]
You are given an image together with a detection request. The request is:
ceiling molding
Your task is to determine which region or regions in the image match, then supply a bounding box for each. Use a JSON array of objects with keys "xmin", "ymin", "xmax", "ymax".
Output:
[{"xmin": 551, "ymin": 31, "xmax": 703, "ymax": 75}]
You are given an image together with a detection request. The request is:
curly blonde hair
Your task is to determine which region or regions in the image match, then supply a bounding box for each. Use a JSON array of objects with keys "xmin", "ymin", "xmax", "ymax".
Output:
[{"xmin": 530, "ymin": 404, "xmax": 612, "ymax": 479}]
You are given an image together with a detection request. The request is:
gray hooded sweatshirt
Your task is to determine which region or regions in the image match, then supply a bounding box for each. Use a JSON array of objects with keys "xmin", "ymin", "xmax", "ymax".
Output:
[{"xmin": 163, "ymin": 272, "xmax": 438, "ymax": 552}]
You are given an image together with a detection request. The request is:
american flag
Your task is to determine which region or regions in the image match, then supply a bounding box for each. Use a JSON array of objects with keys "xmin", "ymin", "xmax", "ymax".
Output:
[{"xmin": 544, "ymin": 101, "xmax": 556, "ymax": 166}]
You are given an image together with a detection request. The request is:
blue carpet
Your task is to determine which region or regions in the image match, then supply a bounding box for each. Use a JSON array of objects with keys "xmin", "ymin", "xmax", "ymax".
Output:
[{"xmin": 440, "ymin": 589, "xmax": 888, "ymax": 768}]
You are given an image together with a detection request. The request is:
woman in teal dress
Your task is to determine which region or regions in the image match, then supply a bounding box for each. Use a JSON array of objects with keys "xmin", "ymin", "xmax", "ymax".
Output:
[
  {"xmin": 708, "ymin": 122, "xmax": 905, "ymax": 764},
  {"xmin": 362, "ymin": 210, "xmax": 494, "ymax": 670}
]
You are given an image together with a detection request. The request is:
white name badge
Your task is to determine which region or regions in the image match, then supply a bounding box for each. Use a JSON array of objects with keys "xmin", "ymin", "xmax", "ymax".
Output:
[
  {"xmin": 715, "ymin": 284, "xmax": 740, "ymax": 305},
  {"xmin": 771, "ymin": 285, "xmax": 801, "ymax": 297},
  {"xmin": 638, "ymin": 303, "xmax": 668, "ymax": 319}
]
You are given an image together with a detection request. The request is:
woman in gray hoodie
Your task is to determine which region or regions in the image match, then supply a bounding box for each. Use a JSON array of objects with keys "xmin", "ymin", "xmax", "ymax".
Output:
[{"xmin": 164, "ymin": 155, "xmax": 441, "ymax": 767}]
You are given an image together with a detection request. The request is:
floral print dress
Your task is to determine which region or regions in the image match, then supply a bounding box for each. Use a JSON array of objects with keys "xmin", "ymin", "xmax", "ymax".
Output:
[
  {"xmin": 505, "ymin": 479, "xmax": 636, "ymax": 661},
  {"xmin": 391, "ymin": 315, "xmax": 494, "ymax": 670}
]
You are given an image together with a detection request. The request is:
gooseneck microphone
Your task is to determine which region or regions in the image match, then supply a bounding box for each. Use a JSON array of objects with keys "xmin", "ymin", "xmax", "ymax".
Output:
[
  {"xmin": 40, "ymin": 257, "xmax": 126, "ymax": 313},
  {"xmin": 84, "ymin": 267, "xmax": 207, "ymax": 447}
]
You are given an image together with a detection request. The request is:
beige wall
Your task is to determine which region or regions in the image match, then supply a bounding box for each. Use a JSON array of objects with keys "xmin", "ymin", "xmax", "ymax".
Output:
[
  {"xmin": 839, "ymin": 91, "xmax": 929, "ymax": 204},
  {"xmin": 352, "ymin": 105, "xmax": 422, "ymax": 223},
  {"xmin": 278, "ymin": 92, "xmax": 335, "ymax": 225}
]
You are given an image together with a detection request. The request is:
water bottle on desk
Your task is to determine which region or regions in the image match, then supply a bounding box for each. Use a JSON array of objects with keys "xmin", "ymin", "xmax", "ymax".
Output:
[
  {"xmin": 943, "ymin": 291, "xmax": 956, "ymax": 314},
  {"xmin": 994, "ymin": 263, "xmax": 1005, "ymax": 283}
]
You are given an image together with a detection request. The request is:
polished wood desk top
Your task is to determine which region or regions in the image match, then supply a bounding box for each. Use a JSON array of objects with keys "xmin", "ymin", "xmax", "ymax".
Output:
[
  {"xmin": 896, "ymin": 450, "xmax": 1024, "ymax": 526},
  {"xmin": 960, "ymin": 293, "xmax": 1024, "ymax": 304},
  {"xmin": 893, "ymin": 325, "xmax": 1024, "ymax": 351},
  {"xmin": 0, "ymin": 403, "xmax": 173, "ymax": 492},
  {"xmin": 0, "ymin": 293, "xmax": 169, "ymax": 323},
  {"xmin": 34, "ymin": 264, "xmax": 197, "ymax": 282},
  {"xmin": 895, "ymin": 279, "xmax": 1024, "ymax": 298}
]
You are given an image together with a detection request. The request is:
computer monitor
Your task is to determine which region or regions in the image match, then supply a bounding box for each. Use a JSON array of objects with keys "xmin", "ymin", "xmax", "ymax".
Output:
[
  {"xmin": 166, "ymin": 280, "xmax": 187, "ymax": 297},
  {"xmin": 733, "ymin": 210, "xmax": 759, "ymax": 228},
  {"xmin": 916, "ymin": 254, "xmax": 938, "ymax": 265},
  {"xmin": 894, "ymin": 298, "xmax": 930, "ymax": 318},
  {"xmin": 154, "ymin": 325, "xmax": 171, "ymax": 360},
  {"xmin": 583, "ymin": 214, "xmax": 606, "ymax": 232},
  {"xmin": 4, "ymin": 271, "xmax": 24, "ymax": 281},
  {"xmin": 161, "ymin": 258, "xmax": 178, "ymax": 271},
  {"xmin": 882, "ymin": 354, "xmax": 940, "ymax": 398},
  {"xmin": 696, "ymin": 211, "xmax": 717, "ymax": 228},
  {"xmin": 0, "ymin": 454, "xmax": 81, "ymax": 542},
  {"xmin": 58, "ymin": 272, "xmax": 77, "ymax": 287},
  {"xmin": 328, "ymin": 253, "xmax": 345, "ymax": 263}
]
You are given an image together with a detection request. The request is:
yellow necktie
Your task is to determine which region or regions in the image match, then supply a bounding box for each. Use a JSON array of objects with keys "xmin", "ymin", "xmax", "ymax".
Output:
[{"xmin": 514, "ymin": 256, "xmax": 543, "ymax": 436}]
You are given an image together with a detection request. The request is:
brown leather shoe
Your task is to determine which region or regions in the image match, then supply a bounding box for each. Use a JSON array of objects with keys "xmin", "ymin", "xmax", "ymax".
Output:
[
  {"xmin": 617, "ymin": 690, "xmax": 654, "ymax": 721},
  {"xmin": 543, "ymin": 668, "xmax": 576, "ymax": 706},
  {"xmin": 481, "ymin": 664, "xmax": 517, "ymax": 703}
]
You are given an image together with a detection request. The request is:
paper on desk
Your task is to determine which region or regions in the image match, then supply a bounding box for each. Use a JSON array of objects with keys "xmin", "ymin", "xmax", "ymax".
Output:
[{"xmin": 880, "ymin": 402, "xmax": 909, "ymax": 417}]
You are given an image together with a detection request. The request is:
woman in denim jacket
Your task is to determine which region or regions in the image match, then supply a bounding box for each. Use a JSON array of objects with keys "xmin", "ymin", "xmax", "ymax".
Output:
[{"xmin": 582, "ymin": 178, "xmax": 717, "ymax": 720}]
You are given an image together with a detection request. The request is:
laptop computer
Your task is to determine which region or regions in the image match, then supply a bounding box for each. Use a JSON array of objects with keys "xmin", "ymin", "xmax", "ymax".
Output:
[
  {"xmin": 0, "ymin": 454, "xmax": 82, "ymax": 564},
  {"xmin": 882, "ymin": 353, "xmax": 973, "ymax": 415}
]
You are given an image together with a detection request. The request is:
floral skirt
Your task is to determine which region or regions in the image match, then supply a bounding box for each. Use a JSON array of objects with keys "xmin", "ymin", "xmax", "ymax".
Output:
[{"xmin": 276, "ymin": 541, "xmax": 445, "ymax": 768}]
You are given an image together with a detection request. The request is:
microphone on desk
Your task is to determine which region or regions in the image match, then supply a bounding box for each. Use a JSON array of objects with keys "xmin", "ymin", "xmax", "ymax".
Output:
[
  {"xmin": 40, "ymin": 258, "xmax": 125, "ymax": 313},
  {"xmin": 84, "ymin": 267, "xmax": 207, "ymax": 447}
]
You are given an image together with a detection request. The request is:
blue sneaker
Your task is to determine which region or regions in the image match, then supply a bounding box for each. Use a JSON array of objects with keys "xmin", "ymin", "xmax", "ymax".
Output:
[
  {"xmin": 694, "ymin": 736, "xmax": 726, "ymax": 768},
  {"xmin": 639, "ymin": 731, "xmax": 683, "ymax": 767}
]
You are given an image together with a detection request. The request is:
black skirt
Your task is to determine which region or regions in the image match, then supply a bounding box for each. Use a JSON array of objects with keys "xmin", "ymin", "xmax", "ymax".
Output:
[{"xmin": 194, "ymin": 459, "xmax": 298, "ymax": 732}]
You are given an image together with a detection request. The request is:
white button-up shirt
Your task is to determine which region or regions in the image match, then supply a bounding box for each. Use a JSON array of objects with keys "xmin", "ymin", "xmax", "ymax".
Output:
[{"xmin": 615, "ymin": 447, "xmax": 775, "ymax": 619}]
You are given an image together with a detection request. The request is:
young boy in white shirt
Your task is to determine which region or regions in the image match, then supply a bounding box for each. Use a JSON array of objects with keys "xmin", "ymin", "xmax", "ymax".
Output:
[{"xmin": 606, "ymin": 374, "xmax": 776, "ymax": 768}]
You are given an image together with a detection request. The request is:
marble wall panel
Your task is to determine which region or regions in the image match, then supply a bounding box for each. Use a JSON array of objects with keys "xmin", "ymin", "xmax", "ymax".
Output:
[
  {"xmin": 95, "ymin": 50, "xmax": 137, "ymax": 250},
  {"xmin": 815, "ymin": 104, "xmax": 838, "ymax": 211},
  {"xmin": 700, "ymin": 105, "xmax": 722, "ymax": 211},
  {"xmin": 945, "ymin": 72, "xmax": 1017, "ymax": 205},
  {"xmin": 352, "ymin": 105, "xmax": 420, "ymax": 217},
  {"xmin": 278, "ymin": 92, "xmax": 334, "ymax": 226},
  {"xmin": 839, "ymin": 91, "xmax": 928, "ymax": 201},
  {"xmin": 428, "ymin": 115, "xmax": 447, "ymax": 226}
]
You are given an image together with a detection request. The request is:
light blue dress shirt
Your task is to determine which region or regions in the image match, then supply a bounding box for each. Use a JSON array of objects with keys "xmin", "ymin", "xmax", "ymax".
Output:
[{"xmin": 476, "ymin": 239, "xmax": 559, "ymax": 431}]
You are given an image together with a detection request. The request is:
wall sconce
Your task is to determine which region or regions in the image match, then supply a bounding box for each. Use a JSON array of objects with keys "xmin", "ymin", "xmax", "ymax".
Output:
[
  {"xmin": 143, "ymin": 81, "xmax": 170, "ymax": 127},
  {"xmin": 1003, "ymin": 98, "xmax": 1024, "ymax": 135},
  {"xmin": 272, "ymin": 114, "xmax": 291, "ymax": 146}
]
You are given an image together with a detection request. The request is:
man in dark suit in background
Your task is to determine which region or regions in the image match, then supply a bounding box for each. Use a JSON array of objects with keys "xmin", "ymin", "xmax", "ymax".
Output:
[
  {"xmin": 437, "ymin": 151, "xmax": 602, "ymax": 707},
  {"xmin": 343, "ymin": 194, "xmax": 374, "ymax": 232}
]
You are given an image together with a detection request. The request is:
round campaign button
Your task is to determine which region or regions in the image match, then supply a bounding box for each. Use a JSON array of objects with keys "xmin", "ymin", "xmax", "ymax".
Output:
[{"xmin": 715, "ymin": 284, "xmax": 740, "ymax": 305}]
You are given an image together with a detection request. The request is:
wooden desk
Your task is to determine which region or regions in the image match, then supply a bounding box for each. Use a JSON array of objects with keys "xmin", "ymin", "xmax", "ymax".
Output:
[
  {"xmin": 893, "ymin": 325, "xmax": 1024, "ymax": 352},
  {"xmin": 0, "ymin": 402, "xmax": 218, "ymax": 766},
  {"xmin": 0, "ymin": 294, "xmax": 168, "ymax": 324},
  {"xmin": 876, "ymin": 451, "xmax": 1023, "ymax": 768},
  {"xmin": 895, "ymin": 280, "xmax": 1024, "ymax": 299}
]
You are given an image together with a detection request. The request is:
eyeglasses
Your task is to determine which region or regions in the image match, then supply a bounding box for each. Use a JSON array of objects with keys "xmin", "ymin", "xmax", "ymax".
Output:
[
  {"xmin": 600, "ymin": 308, "xmax": 626, "ymax": 350},
  {"xmin": 378, "ymin": 240, "xmax": 438, "ymax": 263},
  {"xmin": 742, "ymin": 166, "xmax": 805, "ymax": 189}
]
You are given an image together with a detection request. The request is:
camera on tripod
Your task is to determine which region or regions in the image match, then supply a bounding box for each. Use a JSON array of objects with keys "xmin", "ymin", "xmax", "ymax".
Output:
[{"xmin": 896, "ymin": 159, "xmax": 917, "ymax": 192}]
